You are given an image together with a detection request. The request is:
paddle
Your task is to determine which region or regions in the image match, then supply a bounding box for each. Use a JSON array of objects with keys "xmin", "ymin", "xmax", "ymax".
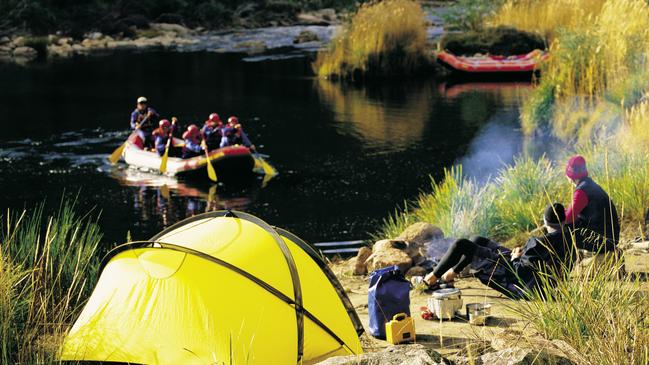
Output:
[
  {"xmin": 253, "ymin": 153, "xmax": 278, "ymax": 178},
  {"xmin": 109, "ymin": 114, "xmax": 151, "ymax": 165},
  {"xmin": 108, "ymin": 141, "xmax": 127, "ymax": 165},
  {"xmin": 159, "ymin": 118, "xmax": 177, "ymax": 174},
  {"xmin": 204, "ymin": 143, "xmax": 218, "ymax": 182}
]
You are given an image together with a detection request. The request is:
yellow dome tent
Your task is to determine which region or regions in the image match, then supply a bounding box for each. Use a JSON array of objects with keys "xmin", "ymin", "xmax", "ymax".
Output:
[{"xmin": 60, "ymin": 210, "xmax": 364, "ymax": 364}]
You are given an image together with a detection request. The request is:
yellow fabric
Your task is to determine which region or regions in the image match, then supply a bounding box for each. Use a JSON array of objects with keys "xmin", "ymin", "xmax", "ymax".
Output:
[{"xmin": 61, "ymin": 215, "xmax": 362, "ymax": 365}]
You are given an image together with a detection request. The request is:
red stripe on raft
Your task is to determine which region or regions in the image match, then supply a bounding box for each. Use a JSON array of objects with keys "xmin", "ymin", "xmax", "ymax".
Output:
[{"xmin": 436, "ymin": 50, "xmax": 549, "ymax": 73}]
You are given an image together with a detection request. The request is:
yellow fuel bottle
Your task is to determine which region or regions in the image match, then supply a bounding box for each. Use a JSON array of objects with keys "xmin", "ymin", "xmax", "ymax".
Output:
[{"xmin": 385, "ymin": 313, "xmax": 416, "ymax": 344}]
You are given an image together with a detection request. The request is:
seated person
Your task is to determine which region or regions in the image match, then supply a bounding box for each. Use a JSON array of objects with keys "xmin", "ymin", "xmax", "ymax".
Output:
[
  {"xmin": 130, "ymin": 96, "xmax": 159, "ymax": 149},
  {"xmin": 152, "ymin": 118, "xmax": 178, "ymax": 156},
  {"xmin": 229, "ymin": 116, "xmax": 255, "ymax": 151},
  {"xmin": 182, "ymin": 124, "xmax": 204, "ymax": 159},
  {"xmin": 202, "ymin": 113, "xmax": 223, "ymax": 150},
  {"xmin": 422, "ymin": 204, "xmax": 576, "ymax": 299}
]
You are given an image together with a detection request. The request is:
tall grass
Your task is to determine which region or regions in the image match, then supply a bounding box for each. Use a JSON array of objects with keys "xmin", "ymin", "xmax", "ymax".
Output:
[
  {"xmin": 514, "ymin": 254, "xmax": 649, "ymax": 364},
  {"xmin": 0, "ymin": 199, "xmax": 101, "ymax": 364},
  {"xmin": 493, "ymin": 0, "xmax": 649, "ymax": 136},
  {"xmin": 313, "ymin": 0, "xmax": 430, "ymax": 79}
]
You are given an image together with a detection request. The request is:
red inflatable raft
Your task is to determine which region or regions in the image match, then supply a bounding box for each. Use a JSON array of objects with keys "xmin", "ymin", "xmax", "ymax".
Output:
[{"xmin": 436, "ymin": 50, "xmax": 549, "ymax": 74}]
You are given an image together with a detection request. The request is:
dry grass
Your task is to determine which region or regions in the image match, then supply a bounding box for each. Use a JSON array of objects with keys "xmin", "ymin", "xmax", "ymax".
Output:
[{"xmin": 313, "ymin": 0, "xmax": 430, "ymax": 79}]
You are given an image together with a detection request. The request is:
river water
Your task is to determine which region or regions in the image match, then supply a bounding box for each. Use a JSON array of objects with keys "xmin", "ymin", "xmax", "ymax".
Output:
[{"xmin": 0, "ymin": 40, "xmax": 530, "ymax": 248}]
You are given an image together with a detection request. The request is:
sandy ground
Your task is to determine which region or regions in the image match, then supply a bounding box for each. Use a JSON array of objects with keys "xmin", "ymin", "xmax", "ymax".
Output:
[{"xmin": 331, "ymin": 259, "xmax": 528, "ymax": 358}]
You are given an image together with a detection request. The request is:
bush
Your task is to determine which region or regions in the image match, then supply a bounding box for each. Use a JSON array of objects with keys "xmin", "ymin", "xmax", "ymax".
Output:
[
  {"xmin": 313, "ymin": 0, "xmax": 430, "ymax": 80},
  {"xmin": 442, "ymin": 26, "xmax": 546, "ymax": 56}
]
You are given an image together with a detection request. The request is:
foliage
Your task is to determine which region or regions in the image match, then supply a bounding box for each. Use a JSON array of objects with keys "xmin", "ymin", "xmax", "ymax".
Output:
[
  {"xmin": 0, "ymin": 199, "xmax": 102, "ymax": 363},
  {"xmin": 440, "ymin": 0, "xmax": 503, "ymax": 31},
  {"xmin": 313, "ymin": 0, "xmax": 430, "ymax": 80},
  {"xmin": 441, "ymin": 26, "xmax": 545, "ymax": 56},
  {"xmin": 0, "ymin": 0, "xmax": 358, "ymax": 35}
]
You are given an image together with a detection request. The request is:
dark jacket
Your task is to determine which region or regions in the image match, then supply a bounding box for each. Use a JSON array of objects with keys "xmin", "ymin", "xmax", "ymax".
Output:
[
  {"xmin": 470, "ymin": 230, "xmax": 576, "ymax": 299},
  {"xmin": 573, "ymin": 177, "xmax": 620, "ymax": 251}
]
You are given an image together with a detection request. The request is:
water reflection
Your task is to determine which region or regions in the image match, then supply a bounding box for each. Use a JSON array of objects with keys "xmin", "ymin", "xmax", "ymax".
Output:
[
  {"xmin": 111, "ymin": 168, "xmax": 258, "ymax": 229},
  {"xmin": 315, "ymin": 79, "xmax": 434, "ymax": 149}
]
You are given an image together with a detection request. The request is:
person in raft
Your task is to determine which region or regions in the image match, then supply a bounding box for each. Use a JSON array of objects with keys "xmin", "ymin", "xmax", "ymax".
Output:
[
  {"xmin": 182, "ymin": 124, "xmax": 205, "ymax": 159},
  {"xmin": 420, "ymin": 204, "xmax": 575, "ymax": 299},
  {"xmin": 202, "ymin": 113, "xmax": 223, "ymax": 150},
  {"xmin": 152, "ymin": 118, "xmax": 178, "ymax": 156},
  {"xmin": 220, "ymin": 116, "xmax": 255, "ymax": 151},
  {"xmin": 130, "ymin": 96, "xmax": 159, "ymax": 148},
  {"xmin": 563, "ymin": 155, "xmax": 620, "ymax": 251}
]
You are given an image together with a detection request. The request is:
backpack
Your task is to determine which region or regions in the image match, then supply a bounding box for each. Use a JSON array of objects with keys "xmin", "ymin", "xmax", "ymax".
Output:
[{"xmin": 367, "ymin": 265, "xmax": 411, "ymax": 338}]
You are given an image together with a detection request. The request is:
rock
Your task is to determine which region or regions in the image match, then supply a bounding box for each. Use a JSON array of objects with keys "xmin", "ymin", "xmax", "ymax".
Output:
[
  {"xmin": 12, "ymin": 36, "xmax": 26, "ymax": 47},
  {"xmin": 0, "ymin": 45, "xmax": 12, "ymax": 55},
  {"xmin": 0, "ymin": 36, "xmax": 10, "ymax": 45},
  {"xmin": 47, "ymin": 44, "xmax": 73, "ymax": 57},
  {"xmin": 234, "ymin": 40, "xmax": 266, "ymax": 54},
  {"xmin": 353, "ymin": 246, "xmax": 372, "ymax": 276},
  {"xmin": 84, "ymin": 32, "xmax": 103, "ymax": 40},
  {"xmin": 12, "ymin": 46, "xmax": 37, "ymax": 60},
  {"xmin": 397, "ymin": 222, "xmax": 444, "ymax": 246},
  {"xmin": 316, "ymin": 344, "xmax": 449, "ymax": 365},
  {"xmin": 367, "ymin": 239, "xmax": 413, "ymax": 273},
  {"xmin": 297, "ymin": 8, "xmax": 338, "ymax": 25},
  {"xmin": 405, "ymin": 265, "xmax": 427, "ymax": 278},
  {"xmin": 57, "ymin": 37, "xmax": 72, "ymax": 46},
  {"xmin": 72, "ymin": 44, "xmax": 87, "ymax": 53},
  {"xmin": 293, "ymin": 30, "xmax": 319, "ymax": 44},
  {"xmin": 151, "ymin": 23, "xmax": 192, "ymax": 37},
  {"xmin": 454, "ymin": 347, "xmax": 576, "ymax": 365},
  {"xmin": 47, "ymin": 34, "xmax": 58, "ymax": 44}
]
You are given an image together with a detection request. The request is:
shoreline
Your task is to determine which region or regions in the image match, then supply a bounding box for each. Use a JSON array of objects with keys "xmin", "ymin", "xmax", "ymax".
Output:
[{"xmin": 0, "ymin": 8, "xmax": 346, "ymax": 65}]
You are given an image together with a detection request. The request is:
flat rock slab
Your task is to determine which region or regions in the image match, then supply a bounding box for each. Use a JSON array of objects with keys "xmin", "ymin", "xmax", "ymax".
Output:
[{"xmin": 317, "ymin": 344, "xmax": 448, "ymax": 365}]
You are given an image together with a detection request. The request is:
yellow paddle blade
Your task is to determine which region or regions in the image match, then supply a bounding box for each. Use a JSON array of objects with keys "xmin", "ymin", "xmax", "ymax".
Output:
[
  {"xmin": 159, "ymin": 147, "xmax": 169, "ymax": 174},
  {"xmin": 205, "ymin": 152, "xmax": 218, "ymax": 182},
  {"xmin": 256, "ymin": 155, "xmax": 278, "ymax": 177},
  {"xmin": 108, "ymin": 142, "xmax": 127, "ymax": 165}
]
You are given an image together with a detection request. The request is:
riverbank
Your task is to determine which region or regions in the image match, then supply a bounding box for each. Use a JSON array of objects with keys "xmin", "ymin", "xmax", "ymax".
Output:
[
  {"xmin": 372, "ymin": 0, "xmax": 649, "ymax": 363},
  {"xmin": 0, "ymin": 7, "xmax": 345, "ymax": 64}
]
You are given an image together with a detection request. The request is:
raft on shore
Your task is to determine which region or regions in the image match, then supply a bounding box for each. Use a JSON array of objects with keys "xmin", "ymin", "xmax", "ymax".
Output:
[
  {"xmin": 436, "ymin": 50, "xmax": 549, "ymax": 75},
  {"xmin": 122, "ymin": 133, "xmax": 255, "ymax": 181}
]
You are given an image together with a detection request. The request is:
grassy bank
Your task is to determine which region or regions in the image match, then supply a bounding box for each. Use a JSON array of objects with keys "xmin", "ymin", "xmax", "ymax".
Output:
[
  {"xmin": 0, "ymin": 199, "xmax": 101, "ymax": 363},
  {"xmin": 0, "ymin": 0, "xmax": 358, "ymax": 37},
  {"xmin": 313, "ymin": 0, "xmax": 431, "ymax": 80},
  {"xmin": 379, "ymin": 1, "xmax": 649, "ymax": 362}
]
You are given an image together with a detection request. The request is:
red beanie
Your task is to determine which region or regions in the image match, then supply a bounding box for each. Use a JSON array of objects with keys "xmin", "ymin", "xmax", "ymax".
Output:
[{"xmin": 566, "ymin": 155, "xmax": 588, "ymax": 180}]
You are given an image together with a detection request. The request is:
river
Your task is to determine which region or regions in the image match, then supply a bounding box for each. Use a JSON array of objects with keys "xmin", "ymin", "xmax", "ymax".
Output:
[{"xmin": 0, "ymin": 45, "xmax": 530, "ymax": 248}]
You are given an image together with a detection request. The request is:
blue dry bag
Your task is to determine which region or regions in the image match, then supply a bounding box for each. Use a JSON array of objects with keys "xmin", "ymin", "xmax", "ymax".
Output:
[{"xmin": 367, "ymin": 265, "xmax": 411, "ymax": 338}]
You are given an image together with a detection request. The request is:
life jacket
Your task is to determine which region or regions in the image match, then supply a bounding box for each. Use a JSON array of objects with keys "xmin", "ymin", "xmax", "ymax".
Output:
[
  {"xmin": 133, "ymin": 108, "xmax": 156, "ymax": 132},
  {"xmin": 574, "ymin": 177, "xmax": 620, "ymax": 244}
]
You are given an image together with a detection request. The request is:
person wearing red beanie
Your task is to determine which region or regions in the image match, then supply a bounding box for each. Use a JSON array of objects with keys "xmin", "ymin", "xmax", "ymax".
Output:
[{"xmin": 564, "ymin": 155, "xmax": 620, "ymax": 250}]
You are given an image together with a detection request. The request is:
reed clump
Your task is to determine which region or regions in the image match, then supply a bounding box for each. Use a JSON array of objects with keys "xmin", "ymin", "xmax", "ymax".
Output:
[
  {"xmin": 0, "ymin": 200, "xmax": 101, "ymax": 364},
  {"xmin": 313, "ymin": 0, "xmax": 430, "ymax": 80},
  {"xmin": 514, "ymin": 254, "xmax": 649, "ymax": 365}
]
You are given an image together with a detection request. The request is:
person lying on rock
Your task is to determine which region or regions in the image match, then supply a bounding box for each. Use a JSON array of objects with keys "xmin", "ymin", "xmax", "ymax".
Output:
[{"xmin": 421, "ymin": 203, "xmax": 576, "ymax": 299}]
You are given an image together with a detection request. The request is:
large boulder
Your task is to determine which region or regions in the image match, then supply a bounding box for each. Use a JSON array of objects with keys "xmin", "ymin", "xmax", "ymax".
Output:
[
  {"xmin": 12, "ymin": 46, "xmax": 37, "ymax": 60},
  {"xmin": 366, "ymin": 239, "xmax": 413, "ymax": 273},
  {"xmin": 397, "ymin": 222, "xmax": 444, "ymax": 246},
  {"xmin": 454, "ymin": 347, "xmax": 575, "ymax": 365},
  {"xmin": 316, "ymin": 344, "xmax": 449, "ymax": 365},
  {"xmin": 353, "ymin": 246, "xmax": 372, "ymax": 276}
]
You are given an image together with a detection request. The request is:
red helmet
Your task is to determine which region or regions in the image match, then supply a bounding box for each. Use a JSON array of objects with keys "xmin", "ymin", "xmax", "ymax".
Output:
[
  {"xmin": 159, "ymin": 119, "xmax": 171, "ymax": 129},
  {"xmin": 228, "ymin": 116, "xmax": 238, "ymax": 125},
  {"xmin": 183, "ymin": 124, "xmax": 200, "ymax": 140},
  {"xmin": 209, "ymin": 113, "xmax": 220, "ymax": 122}
]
